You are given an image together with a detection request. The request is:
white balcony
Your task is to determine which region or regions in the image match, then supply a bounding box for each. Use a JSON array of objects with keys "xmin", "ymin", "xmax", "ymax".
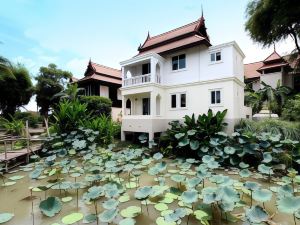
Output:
[{"xmin": 123, "ymin": 74, "xmax": 151, "ymax": 86}]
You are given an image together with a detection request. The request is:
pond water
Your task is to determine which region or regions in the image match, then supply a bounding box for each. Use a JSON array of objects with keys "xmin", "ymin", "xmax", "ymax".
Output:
[{"xmin": 0, "ymin": 150, "xmax": 296, "ymax": 225}]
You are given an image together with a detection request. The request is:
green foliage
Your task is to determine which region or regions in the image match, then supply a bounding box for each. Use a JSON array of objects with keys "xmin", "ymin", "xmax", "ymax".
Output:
[
  {"xmin": 53, "ymin": 83, "xmax": 84, "ymax": 101},
  {"xmin": 0, "ymin": 63, "xmax": 33, "ymax": 117},
  {"xmin": 84, "ymin": 115, "xmax": 119, "ymax": 146},
  {"xmin": 0, "ymin": 117, "xmax": 24, "ymax": 136},
  {"xmin": 35, "ymin": 63, "xmax": 72, "ymax": 117},
  {"xmin": 52, "ymin": 99, "xmax": 90, "ymax": 134},
  {"xmin": 0, "ymin": 56, "xmax": 14, "ymax": 81},
  {"xmin": 245, "ymin": 0, "xmax": 300, "ymax": 54},
  {"xmin": 159, "ymin": 109, "xmax": 227, "ymax": 157},
  {"xmin": 244, "ymin": 89, "xmax": 263, "ymax": 114},
  {"xmin": 236, "ymin": 119, "xmax": 300, "ymax": 141},
  {"xmin": 14, "ymin": 111, "xmax": 42, "ymax": 128},
  {"xmin": 79, "ymin": 95, "xmax": 112, "ymax": 117},
  {"xmin": 282, "ymin": 94, "xmax": 300, "ymax": 121}
]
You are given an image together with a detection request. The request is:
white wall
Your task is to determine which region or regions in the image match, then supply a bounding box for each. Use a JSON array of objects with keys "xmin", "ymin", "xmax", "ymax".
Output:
[{"xmin": 260, "ymin": 72, "xmax": 282, "ymax": 88}]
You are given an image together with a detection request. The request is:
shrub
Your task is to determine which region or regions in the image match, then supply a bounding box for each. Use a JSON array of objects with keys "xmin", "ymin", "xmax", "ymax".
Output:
[
  {"xmin": 159, "ymin": 109, "xmax": 227, "ymax": 157},
  {"xmin": 79, "ymin": 96, "xmax": 112, "ymax": 117},
  {"xmin": 0, "ymin": 117, "xmax": 24, "ymax": 136},
  {"xmin": 14, "ymin": 111, "xmax": 42, "ymax": 128},
  {"xmin": 282, "ymin": 94, "xmax": 300, "ymax": 121},
  {"xmin": 52, "ymin": 99, "xmax": 90, "ymax": 133},
  {"xmin": 83, "ymin": 115, "xmax": 119, "ymax": 146},
  {"xmin": 236, "ymin": 119, "xmax": 300, "ymax": 141}
]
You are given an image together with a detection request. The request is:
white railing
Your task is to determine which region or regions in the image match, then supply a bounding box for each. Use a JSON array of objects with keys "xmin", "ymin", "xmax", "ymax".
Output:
[{"xmin": 123, "ymin": 74, "xmax": 151, "ymax": 87}]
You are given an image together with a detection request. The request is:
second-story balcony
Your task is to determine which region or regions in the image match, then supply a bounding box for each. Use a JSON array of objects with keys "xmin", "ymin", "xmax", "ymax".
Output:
[{"xmin": 120, "ymin": 52, "xmax": 164, "ymax": 87}]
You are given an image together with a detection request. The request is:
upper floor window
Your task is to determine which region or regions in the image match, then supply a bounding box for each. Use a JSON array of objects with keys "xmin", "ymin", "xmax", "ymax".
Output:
[
  {"xmin": 142, "ymin": 63, "xmax": 151, "ymax": 75},
  {"xmin": 171, "ymin": 93, "xmax": 187, "ymax": 109},
  {"xmin": 172, "ymin": 54, "xmax": 186, "ymax": 70},
  {"xmin": 211, "ymin": 90, "xmax": 221, "ymax": 105},
  {"xmin": 210, "ymin": 51, "xmax": 221, "ymax": 63}
]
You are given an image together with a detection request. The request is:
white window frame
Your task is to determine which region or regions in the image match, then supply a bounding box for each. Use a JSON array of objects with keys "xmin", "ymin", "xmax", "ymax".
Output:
[
  {"xmin": 171, "ymin": 54, "xmax": 186, "ymax": 71},
  {"xmin": 209, "ymin": 50, "xmax": 222, "ymax": 64},
  {"xmin": 170, "ymin": 92, "xmax": 187, "ymax": 110},
  {"xmin": 209, "ymin": 89, "xmax": 222, "ymax": 106}
]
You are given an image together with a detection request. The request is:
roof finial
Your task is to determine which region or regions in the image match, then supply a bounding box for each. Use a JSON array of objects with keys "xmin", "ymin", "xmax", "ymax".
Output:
[
  {"xmin": 273, "ymin": 43, "xmax": 276, "ymax": 52},
  {"xmin": 201, "ymin": 4, "xmax": 204, "ymax": 18},
  {"xmin": 147, "ymin": 31, "xmax": 150, "ymax": 40}
]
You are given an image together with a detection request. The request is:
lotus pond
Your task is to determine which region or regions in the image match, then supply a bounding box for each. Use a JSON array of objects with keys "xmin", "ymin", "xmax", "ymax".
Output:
[{"xmin": 0, "ymin": 144, "xmax": 299, "ymax": 225}]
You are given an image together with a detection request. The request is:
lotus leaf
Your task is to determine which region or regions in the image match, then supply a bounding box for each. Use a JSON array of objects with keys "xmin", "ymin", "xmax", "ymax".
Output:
[
  {"xmin": 224, "ymin": 146, "xmax": 236, "ymax": 155},
  {"xmin": 0, "ymin": 213, "xmax": 14, "ymax": 224},
  {"xmin": 39, "ymin": 197, "xmax": 62, "ymax": 217},
  {"xmin": 258, "ymin": 164, "xmax": 274, "ymax": 175},
  {"xmin": 170, "ymin": 174, "xmax": 185, "ymax": 183},
  {"xmin": 8, "ymin": 175, "xmax": 24, "ymax": 181},
  {"xmin": 120, "ymin": 206, "xmax": 141, "ymax": 218},
  {"xmin": 155, "ymin": 203, "xmax": 168, "ymax": 211},
  {"xmin": 253, "ymin": 189, "xmax": 272, "ymax": 202},
  {"xmin": 181, "ymin": 190, "xmax": 198, "ymax": 204},
  {"xmin": 262, "ymin": 152, "xmax": 272, "ymax": 163},
  {"xmin": 82, "ymin": 214, "xmax": 97, "ymax": 223},
  {"xmin": 61, "ymin": 212, "xmax": 84, "ymax": 224},
  {"xmin": 239, "ymin": 162, "xmax": 249, "ymax": 169},
  {"xmin": 239, "ymin": 169, "xmax": 251, "ymax": 178},
  {"xmin": 119, "ymin": 218, "xmax": 136, "ymax": 225},
  {"xmin": 164, "ymin": 208, "xmax": 186, "ymax": 222},
  {"xmin": 61, "ymin": 197, "xmax": 73, "ymax": 203},
  {"xmin": 175, "ymin": 133, "xmax": 185, "ymax": 139},
  {"xmin": 244, "ymin": 181, "xmax": 261, "ymax": 191},
  {"xmin": 134, "ymin": 186, "xmax": 153, "ymax": 200},
  {"xmin": 153, "ymin": 153, "xmax": 163, "ymax": 160},
  {"xmin": 156, "ymin": 217, "xmax": 176, "ymax": 225},
  {"xmin": 190, "ymin": 140, "xmax": 200, "ymax": 150},
  {"xmin": 102, "ymin": 198, "xmax": 119, "ymax": 209},
  {"xmin": 277, "ymin": 196, "xmax": 300, "ymax": 214},
  {"xmin": 98, "ymin": 208, "xmax": 118, "ymax": 223},
  {"xmin": 245, "ymin": 206, "xmax": 268, "ymax": 223}
]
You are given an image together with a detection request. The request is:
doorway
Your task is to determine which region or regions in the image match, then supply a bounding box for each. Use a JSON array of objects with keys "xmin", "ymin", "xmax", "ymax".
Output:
[{"xmin": 142, "ymin": 98, "xmax": 150, "ymax": 115}]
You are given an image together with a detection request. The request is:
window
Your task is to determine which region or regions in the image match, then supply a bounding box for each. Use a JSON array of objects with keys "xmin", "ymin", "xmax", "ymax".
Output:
[
  {"xmin": 142, "ymin": 63, "xmax": 151, "ymax": 75},
  {"xmin": 180, "ymin": 93, "xmax": 186, "ymax": 107},
  {"xmin": 210, "ymin": 51, "xmax": 221, "ymax": 62},
  {"xmin": 171, "ymin": 93, "xmax": 187, "ymax": 109},
  {"xmin": 211, "ymin": 90, "xmax": 221, "ymax": 105},
  {"xmin": 171, "ymin": 94, "xmax": 177, "ymax": 108},
  {"xmin": 172, "ymin": 54, "xmax": 186, "ymax": 70},
  {"xmin": 100, "ymin": 85, "xmax": 109, "ymax": 98}
]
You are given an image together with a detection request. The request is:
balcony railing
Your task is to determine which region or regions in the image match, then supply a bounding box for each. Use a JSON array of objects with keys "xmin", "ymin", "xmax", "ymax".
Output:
[{"xmin": 123, "ymin": 74, "xmax": 151, "ymax": 87}]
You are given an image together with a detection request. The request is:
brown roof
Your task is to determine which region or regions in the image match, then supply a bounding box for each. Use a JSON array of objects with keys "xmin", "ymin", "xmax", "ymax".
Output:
[
  {"xmin": 244, "ymin": 61, "xmax": 264, "ymax": 79},
  {"xmin": 78, "ymin": 74, "xmax": 122, "ymax": 85},
  {"xmin": 139, "ymin": 35, "xmax": 207, "ymax": 55},
  {"xmin": 263, "ymin": 51, "xmax": 282, "ymax": 63},
  {"xmin": 258, "ymin": 62, "xmax": 289, "ymax": 71},
  {"xmin": 138, "ymin": 16, "xmax": 210, "ymax": 54},
  {"xmin": 89, "ymin": 62, "xmax": 121, "ymax": 78}
]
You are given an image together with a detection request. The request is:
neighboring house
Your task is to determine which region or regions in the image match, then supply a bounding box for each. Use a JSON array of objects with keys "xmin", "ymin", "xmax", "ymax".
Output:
[
  {"xmin": 244, "ymin": 50, "xmax": 300, "ymax": 91},
  {"xmin": 75, "ymin": 60, "xmax": 122, "ymax": 121},
  {"xmin": 120, "ymin": 15, "xmax": 250, "ymax": 141}
]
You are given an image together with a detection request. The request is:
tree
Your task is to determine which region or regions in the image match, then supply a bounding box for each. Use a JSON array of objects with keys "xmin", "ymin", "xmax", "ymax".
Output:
[
  {"xmin": 245, "ymin": 0, "xmax": 300, "ymax": 54},
  {"xmin": 0, "ymin": 56, "xmax": 14, "ymax": 81},
  {"xmin": 53, "ymin": 83, "xmax": 84, "ymax": 101},
  {"xmin": 0, "ymin": 63, "xmax": 34, "ymax": 117},
  {"xmin": 245, "ymin": 90, "xmax": 263, "ymax": 114},
  {"xmin": 35, "ymin": 64, "xmax": 72, "ymax": 117},
  {"xmin": 258, "ymin": 81, "xmax": 292, "ymax": 115}
]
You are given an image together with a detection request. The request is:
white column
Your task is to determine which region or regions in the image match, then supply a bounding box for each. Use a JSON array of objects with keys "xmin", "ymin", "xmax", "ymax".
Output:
[
  {"xmin": 150, "ymin": 57, "xmax": 157, "ymax": 83},
  {"xmin": 121, "ymin": 130, "xmax": 126, "ymax": 141},
  {"xmin": 150, "ymin": 92, "xmax": 156, "ymax": 117}
]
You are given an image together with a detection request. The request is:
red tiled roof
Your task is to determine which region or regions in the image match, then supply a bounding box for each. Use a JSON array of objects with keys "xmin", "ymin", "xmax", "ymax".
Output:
[
  {"xmin": 139, "ymin": 35, "xmax": 208, "ymax": 55},
  {"xmin": 78, "ymin": 74, "xmax": 122, "ymax": 85},
  {"xmin": 257, "ymin": 62, "xmax": 289, "ymax": 71},
  {"xmin": 138, "ymin": 16, "xmax": 210, "ymax": 54},
  {"xmin": 263, "ymin": 51, "xmax": 282, "ymax": 63},
  {"xmin": 90, "ymin": 62, "xmax": 121, "ymax": 78},
  {"xmin": 244, "ymin": 61, "xmax": 264, "ymax": 79}
]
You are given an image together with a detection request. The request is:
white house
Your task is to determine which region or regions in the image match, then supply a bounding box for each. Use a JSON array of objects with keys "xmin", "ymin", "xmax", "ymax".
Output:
[{"xmin": 120, "ymin": 15, "xmax": 251, "ymax": 141}]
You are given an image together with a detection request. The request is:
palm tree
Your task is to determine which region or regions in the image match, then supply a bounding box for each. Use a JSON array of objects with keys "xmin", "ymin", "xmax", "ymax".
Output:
[
  {"xmin": 258, "ymin": 80, "xmax": 292, "ymax": 116},
  {"xmin": 245, "ymin": 90, "xmax": 263, "ymax": 114},
  {"xmin": 53, "ymin": 83, "xmax": 84, "ymax": 101},
  {"xmin": 0, "ymin": 56, "xmax": 14, "ymax": 81}
]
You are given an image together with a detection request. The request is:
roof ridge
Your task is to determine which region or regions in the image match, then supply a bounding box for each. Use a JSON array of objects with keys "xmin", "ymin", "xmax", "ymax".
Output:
[
  {"xmin": 148, "ymin": 20, "xmax": 198, "ymax": 40},
  {"xmin": 91, "ymin": 61, "xmax": 120, "ymax": 71},
  {"xmin": 244, "ymin": 61, "xmax": 263, "ymax": 65}
]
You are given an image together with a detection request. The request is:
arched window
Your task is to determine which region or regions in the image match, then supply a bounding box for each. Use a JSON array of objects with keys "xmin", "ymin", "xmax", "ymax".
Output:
[{"xmin": 126, "ymin": 99, "xmax": 131, "ymax": 115}]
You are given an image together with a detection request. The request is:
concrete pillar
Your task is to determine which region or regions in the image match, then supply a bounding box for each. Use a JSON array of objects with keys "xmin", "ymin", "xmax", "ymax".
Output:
[
  {"xmin": 121, "ymin": 130, "xmax": 126, "ymax": 141},
  {"xmin": 150, "ymin": 57, "xmax": 157, "ymax": 83},
  {"xmin": 150, "ymin": 92, "xmax": 156, "ymax": 117}
]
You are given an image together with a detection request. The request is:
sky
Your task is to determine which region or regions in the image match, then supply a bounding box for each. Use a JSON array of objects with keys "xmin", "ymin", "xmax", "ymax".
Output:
[{"xmin": 0, "ymin": 0, "xmax": 296, "ymax": 111}]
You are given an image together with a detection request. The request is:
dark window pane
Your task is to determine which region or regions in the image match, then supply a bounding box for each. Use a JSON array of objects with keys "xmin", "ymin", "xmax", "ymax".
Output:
[
  {"xmin": 142, "ymin": 63, "xmax": 150, "ymax": 75},
  {"xmin": 211, "ymin": 91, "xmax": 215, "ymax": 104},
  {"xmin": 179, "ymin": 54, "xmax": 186, "ymax": 69},
  {"xmin": 216, "ymin": 91, "xmax": 221, "ymax": 103},
  {"xmin": 216, "ymin": 52, "xmax": 221, "ymax": 61},
  {"xmin": 172, "ymin": 56, "xmax": 178, "ymax": 70},
  {"xmin": 171, "ymin": 94, "xmax": 176, "ymax": 108},
  {"xmin": 180, "ymin": 94, "xmax": 186, "ymax": 107},
  {"xmin": 210, "ymin": 53, "xmax": 215, "ymax": 62}
]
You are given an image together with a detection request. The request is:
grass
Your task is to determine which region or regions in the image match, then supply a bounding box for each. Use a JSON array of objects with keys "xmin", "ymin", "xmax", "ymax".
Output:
[{"xmin": 236, "ymin": 119, "xmax": 300, "ymax": 140}]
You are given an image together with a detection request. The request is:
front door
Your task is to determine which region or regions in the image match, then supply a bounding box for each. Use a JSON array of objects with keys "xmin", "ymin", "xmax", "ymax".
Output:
[{"xmin": 142, "ymin": 98, "xmax": 150, "ymax": 115}]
